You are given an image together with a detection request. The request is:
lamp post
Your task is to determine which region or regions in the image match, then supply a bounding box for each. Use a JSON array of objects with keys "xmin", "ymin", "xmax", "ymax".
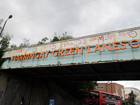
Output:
[{"xmin": 0, "ymin": 15, "xmax": 13, "ymax": 37}]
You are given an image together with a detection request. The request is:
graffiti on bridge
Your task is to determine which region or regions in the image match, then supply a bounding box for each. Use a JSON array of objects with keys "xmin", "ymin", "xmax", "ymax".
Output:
[
  {"xmin": 119, "ymin": 30, "xmax": 137, "ymax": 38},
  {"xmin": 89, "ymin": 30, "xmax": 137, "ymax": 42},
  {"xmin": 89, "ymin": 34, "xmax": 114, "ymax": 42}
]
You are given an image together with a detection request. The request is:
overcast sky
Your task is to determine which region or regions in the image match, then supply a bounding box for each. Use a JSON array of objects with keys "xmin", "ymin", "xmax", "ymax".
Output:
[{"xmin": 1, "ymin": 0, "xmax": 140, "ymax": 90}]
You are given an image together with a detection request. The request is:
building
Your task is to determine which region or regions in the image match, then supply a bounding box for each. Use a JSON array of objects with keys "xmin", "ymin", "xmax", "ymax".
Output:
[
  {"xmin": 96, "ymin": 82, "xmax": 125, "ymax": 100},
  {"xmin": 124, "ymin": 87, "xmax": 140, "ymax": 101}
]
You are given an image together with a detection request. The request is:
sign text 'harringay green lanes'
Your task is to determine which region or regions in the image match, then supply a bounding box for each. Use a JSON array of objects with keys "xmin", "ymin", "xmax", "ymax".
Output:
[
  {"xmin": 11, "ymin": 39, "xmax": 140, "ymax": 61},
  {"xmin": 2, "ymin": 27, "xmax": 140, "ymax": 61}
]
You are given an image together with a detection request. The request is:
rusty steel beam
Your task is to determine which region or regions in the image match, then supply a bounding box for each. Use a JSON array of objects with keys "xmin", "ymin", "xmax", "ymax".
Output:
[
  {"xmin": 62, "ymin": 67, "xmax": 86, "ymax": 81},
  {"xmin": 115, "ymin": 63, "xmax": 123, "ymax": 79},
  {"xmin": 86, "ymin": 65, "xmax": 103, "ymax": 80}
]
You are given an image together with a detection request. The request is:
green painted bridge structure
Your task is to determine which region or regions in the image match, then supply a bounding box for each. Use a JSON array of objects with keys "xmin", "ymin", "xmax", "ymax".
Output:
[{"xmin": 1, "ymin": 27, "xmax": 140, "ymax": 81}]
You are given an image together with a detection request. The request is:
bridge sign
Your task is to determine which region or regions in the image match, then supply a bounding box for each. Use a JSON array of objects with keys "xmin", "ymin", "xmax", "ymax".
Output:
[{"xmin": 1, "ymin": 27, "xmax": 140, "ymax": 81}]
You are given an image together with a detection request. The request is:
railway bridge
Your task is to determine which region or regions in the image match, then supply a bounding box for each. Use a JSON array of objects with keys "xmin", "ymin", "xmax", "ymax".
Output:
[{"xmin": 1, "ymin": 26, "xmax": 140, "ymax": 81}]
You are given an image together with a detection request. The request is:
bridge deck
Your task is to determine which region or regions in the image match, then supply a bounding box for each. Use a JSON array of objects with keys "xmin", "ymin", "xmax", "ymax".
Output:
[
  {"xmin": 1, "ymin": 60, "xmax": 140, "ymax": 81},
  {"xmin": 1, "ymin": 27, "xmax": 140, "ymax": 81}
]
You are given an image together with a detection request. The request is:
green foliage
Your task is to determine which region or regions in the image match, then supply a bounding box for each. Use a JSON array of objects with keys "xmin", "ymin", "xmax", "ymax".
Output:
[
  {"xmin": 18, "ymin": 38, "xmax": 30, "ymax": 48},
  {"xmin": 55, "ymin": 81, "xmax": 97, "ymax": 100},
  {"xmin": 127, "ymin": 91, "xmax": 136, "ymax": 105},
  {"xmin": 0, "ymin": 19, "xmax": 3, "ymax": 28},
  {"xmin": 0, "ymin": 19, "xmax": 12, "ymax": 67},
  {"xmin": 37, "ymin": 37, "xmax": 48, "ymax": 45},
  {"xmin": 51, "ymin": 32, "xmax": 73, "ymax": 42},
  {"xmin": 51, "ymin": 36, "xmax": 60, "ymax": 42},
  {"xmin": 8, "ymin": 38, "xmax": 30, "ymax": 50},
  {"xmin": 41, "ymin": 37, "xmax": 48, "ymax": 43},
  {"xmin": 60, "ymin": 32, "xmax": 73, "ymax": 40},
  {"xmin": 0, "ymin": 34, "xmax": 12, "ymax": 50},
  {"xmin": 51, "ymin": 32, "xmax": 60, "ymax": 42},
  {"xmin": 9, "ymin": 37, "xmax": 48, "ymax": 50},
  {"xmin": 10, "ymin": 44, "xmax": 17, "ymax": 50}
]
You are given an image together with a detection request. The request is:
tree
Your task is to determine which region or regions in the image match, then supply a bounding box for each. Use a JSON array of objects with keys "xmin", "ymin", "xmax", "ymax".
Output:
[
  {"xmin": 8, "ymin": 36, "xmax": 48, "ymax": 51},
  {"xmin": 51, "ymin": 32, "xmax": 73, "ymax": 42},
  {"xmin": 37, "ymin": 37, "xmax": 48, "ymax": 45},
  {"xmin": 18, "ymin": 38, "xmax": 30, "ymax": 48},
  {"xmin": 55, "ymin": 81, "xmax": 97, "ymax": 100},
  {"xmin": 41, "ymin": 37, "xmax": 48, "ymax": 43},
  {"xmin": 60, "ymin": 32, "xmax": 73, "ymax": 40},
  {"xmin": 0, "ymin": 19, "xmax": 12, "ymax": 67},
  {"xmin": 127, "ymin": 90, "xmax": 136, "ymax": 105},
  {"xmin": 10, "ymin": 44, "xmax": 17, "ymax": 50}
]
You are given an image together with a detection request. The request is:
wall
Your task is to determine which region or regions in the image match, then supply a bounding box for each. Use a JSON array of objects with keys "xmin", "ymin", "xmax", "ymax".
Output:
[
  {"xmin": 0, "ymin": 72, "xmax": 79, "ymax": 105},
  {"xmin": 96, "ymin": 83, "xmax": 124, "ymax": 99}
]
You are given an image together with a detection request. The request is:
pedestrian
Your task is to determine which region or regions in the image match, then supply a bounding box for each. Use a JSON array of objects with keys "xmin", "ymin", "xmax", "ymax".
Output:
[{"xmin": 20, "ymin": 97, "xmax": 24, "ymax": 105}]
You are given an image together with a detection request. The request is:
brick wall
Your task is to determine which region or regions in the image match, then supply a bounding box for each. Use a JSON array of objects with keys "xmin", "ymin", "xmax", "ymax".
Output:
[{"xmin": 96, "ymin": 82, "xmax": 124, "ymax": 98}]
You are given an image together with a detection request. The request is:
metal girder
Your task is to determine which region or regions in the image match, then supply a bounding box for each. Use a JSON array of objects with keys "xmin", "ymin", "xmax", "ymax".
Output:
[
  {"xmin": 2, "ymin": 60, "xmax": 140, "ymax": 81},
  {"xmin": 115, "ymin": 63, "xmax": 123, "ymax": 79},
  {"xmin": 11, "ymin": 69, "xmax": 27, "ymax": 76},
  {"xmin": 25, "ymin": 68, "xmax": 43, "ymax": 76},
  {"xmin": 62, "ymin": 67, "xmax": 86, "ymax": 81},
  {"xmin": 24, "ymin": 68, "xmax": 53, "ymax": 80},
  {"xmin": 86, "ymin": 65, "xmax": 103, "ymax": 80},
  {"xmin": 28, "ymin": 72, "xmax": 140, "ymax": 78},
  {"xmin": 41, "ymin": 67, "xmax": 69, "ymax": 81}
]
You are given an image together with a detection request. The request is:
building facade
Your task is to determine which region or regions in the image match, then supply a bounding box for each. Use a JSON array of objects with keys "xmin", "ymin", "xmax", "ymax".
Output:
[
  {"xmin": 96, "ymin": 82, "xmax": 125, "ymax": 100},
  {"xmin": 124, "ymin": 87, "xmax": 140, "ymax": 101}
]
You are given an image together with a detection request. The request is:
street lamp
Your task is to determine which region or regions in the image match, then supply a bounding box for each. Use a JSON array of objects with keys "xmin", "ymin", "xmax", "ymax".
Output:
[{"xmin": 0, "ymin": 15, "xmax": 13, "ymax": 37}]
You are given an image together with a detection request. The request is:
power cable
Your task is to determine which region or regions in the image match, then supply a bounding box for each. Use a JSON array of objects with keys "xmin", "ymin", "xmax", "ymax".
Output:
[
  {"xmin": 7, "ymin": 0, "xmax": 95, "ymax": 27},
  {"xmin": 5, "ymin": 0, "xmax": 140, "ymax": 38}
]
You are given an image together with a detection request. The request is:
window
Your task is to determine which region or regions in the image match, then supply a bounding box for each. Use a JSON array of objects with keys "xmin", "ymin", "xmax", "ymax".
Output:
[
  {"xmin": 106, "ymin": 94, "xmax": 109, "ymax": 99},
  {"xmin": 100, "ymin": 86, "xmax": 104, "ymax": 90},
  {"xmin": 102, "ymin": 93, "xmax": 106, "ymax": 98},
  {"xmin": 109, "ymin": 95, "xmax": 111, "ymax": 99},
  {"xmin": 96, "ymin": 86, "xmax": 100, "ymax": 90},
  {"xmin": 116, "ymin": 96, "xmax": 121, "ymax": 100},
  {"xmin": 111, "ymin": 95, "xmax": 115, "ymax": 99},
  {"xmin": 96, "ymin": 86, "xmax": 104, "ymax": 90},
  {"xmin": 89, "ymin": 92, "xmax": 99, "ymax": 98}
]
